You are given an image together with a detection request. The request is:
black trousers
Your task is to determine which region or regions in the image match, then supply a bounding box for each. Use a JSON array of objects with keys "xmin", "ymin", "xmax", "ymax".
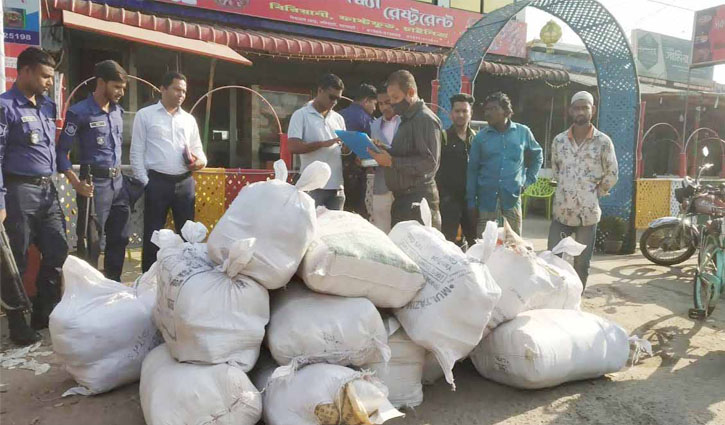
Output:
[
  {"xmin": 343, "ymin": 159, "xmax": 368, "ymax": 219},
  {"xmin": 391, "ymin": 182, "xmax": 442, "ymax": 230},
  {"xmin": 142, "ymin": 171, "xmax": 195, "ymax": 272},
  {"xmin": 440, "ymin": 192, "xmax": 477, "ymax": 247},
  {"xmin": 2, "ymin": 179, "xmax": 67, "ymax": 316},
  {"xmin": 76, "ymin": 174, "xmax": 130, "ymax": 281}
]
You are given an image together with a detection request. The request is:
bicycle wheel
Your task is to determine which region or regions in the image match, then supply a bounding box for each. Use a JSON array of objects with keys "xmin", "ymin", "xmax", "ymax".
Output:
[{"xmin": 693, "ymin": 236, "xmax": 718, "ymax": 316}]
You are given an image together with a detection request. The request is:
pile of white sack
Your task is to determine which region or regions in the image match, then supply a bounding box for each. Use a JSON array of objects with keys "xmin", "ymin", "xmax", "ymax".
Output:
[{"xmin": 49, "ymin": 160, "xmax": 643, "ymax": 425}]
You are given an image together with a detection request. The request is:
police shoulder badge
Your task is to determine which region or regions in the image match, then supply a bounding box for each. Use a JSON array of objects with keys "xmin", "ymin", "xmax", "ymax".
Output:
[{"xmin": 65, "ymin": 122, "xmax": 78, "ymax": 136}]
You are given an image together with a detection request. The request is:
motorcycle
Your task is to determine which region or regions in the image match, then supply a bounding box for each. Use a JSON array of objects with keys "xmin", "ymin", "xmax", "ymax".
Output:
[{"xmin": 640, "ymin": 151, "xmax": 725, "ymax": 266}]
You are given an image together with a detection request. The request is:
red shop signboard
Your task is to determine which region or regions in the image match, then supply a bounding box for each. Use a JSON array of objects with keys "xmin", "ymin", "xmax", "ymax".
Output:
[
  {"xmin": 692, "ymin": 4, "xmax": 725, "ymax": 68},
  {"xmin": 155, "ymin": 0, "xmax": 526, "ymax": 56}
]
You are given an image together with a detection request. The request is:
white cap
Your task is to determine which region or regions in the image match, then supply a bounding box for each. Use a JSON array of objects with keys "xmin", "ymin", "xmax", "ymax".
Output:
[{"xmin": 571, "ymin": 91, "xmax": 594, "ymax": 105}]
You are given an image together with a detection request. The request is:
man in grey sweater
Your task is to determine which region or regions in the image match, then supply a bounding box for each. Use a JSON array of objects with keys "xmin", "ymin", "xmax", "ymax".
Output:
[{"xmin": 368, "ymin": 70, "xmax": 443, "ymax": 229}]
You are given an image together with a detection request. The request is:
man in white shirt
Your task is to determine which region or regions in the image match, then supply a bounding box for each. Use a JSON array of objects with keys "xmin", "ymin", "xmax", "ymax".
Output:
[
  {"xmin": 369, "ymin": 87, "xmax": 400, "ymax": 232},
  {"xmin": 130, "ymin": 71, "xmax": 207, "ymax": 271},
  {"xmin": 287, "ymin": 73, "xmax": 346, "ymax": 209}
]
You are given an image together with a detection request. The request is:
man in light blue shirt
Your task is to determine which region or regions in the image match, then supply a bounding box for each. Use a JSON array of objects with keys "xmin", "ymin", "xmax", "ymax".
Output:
[
  {"xmin": 287, "ymin": 73, "xmax": 346, "ymax": 210},
  {"xmin": 467, "ymin": 92, "xmax": 542, "ymax": 236}
]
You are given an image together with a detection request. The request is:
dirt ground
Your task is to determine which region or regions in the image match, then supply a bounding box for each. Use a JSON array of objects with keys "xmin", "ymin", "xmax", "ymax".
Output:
[{"xmin": 1, "ymin": 217, "xmax": 724, "ymax": 425}]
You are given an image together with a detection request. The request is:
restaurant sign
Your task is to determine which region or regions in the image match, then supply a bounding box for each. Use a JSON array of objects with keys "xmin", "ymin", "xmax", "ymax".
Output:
[{"xmin": 155, "ymin": 0, "xmax": 527, "ymax": 56}]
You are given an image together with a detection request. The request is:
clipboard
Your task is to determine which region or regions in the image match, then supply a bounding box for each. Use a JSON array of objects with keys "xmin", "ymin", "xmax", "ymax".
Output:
[{"xmin": 334, "ymin": 130, "xmax": 380, "ymax": 160}]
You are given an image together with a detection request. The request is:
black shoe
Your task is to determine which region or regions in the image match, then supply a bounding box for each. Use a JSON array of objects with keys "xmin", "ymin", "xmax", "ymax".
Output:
[
  {"xmin": 30, "ymin": 309, "xmax": 49, "ymax": 331},
  {"xmin": 104, "ymin": 272, "xmax": 122, "ymax": 282},
  {"xmin": 30, "ymin": 298, "xmax": 57, "ymax": 330},
  {"xmin": 7, "ymin": 310, "xmax": 41, "ymax": 346}
]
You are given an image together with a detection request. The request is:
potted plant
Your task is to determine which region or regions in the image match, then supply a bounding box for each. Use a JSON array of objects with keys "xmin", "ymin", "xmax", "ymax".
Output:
[{"xmin": 599, "ymin": 216, "xmax": 627, "ymax": 254}]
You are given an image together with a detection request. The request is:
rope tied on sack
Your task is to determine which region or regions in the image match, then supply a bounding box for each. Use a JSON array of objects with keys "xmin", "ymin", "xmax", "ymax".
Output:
[{"xmin": 218, "ymin": 238, "xmax": 256, "ymax": 278}]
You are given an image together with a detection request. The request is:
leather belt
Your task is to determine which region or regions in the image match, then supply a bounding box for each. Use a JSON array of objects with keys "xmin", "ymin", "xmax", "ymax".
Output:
[
  {"xmin": 148, "ymin": 170, "xmax": 192, "ymax": 182},
  {"xmin": 3, "ymin": 174, "xmax": 53, "ymax": 186},
  {"xmin": 80, "ymin": 165, "xmax": 121, "ymax": 179}
]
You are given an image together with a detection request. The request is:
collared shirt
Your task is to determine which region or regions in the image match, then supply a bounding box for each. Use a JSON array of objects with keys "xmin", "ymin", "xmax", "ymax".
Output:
[
  {"xmin": 57, "ymin": 95, "xmax": 124, "ymax": 172},
  {"xmin": 370, "ymin": 114, "xmax": 401, "ymax": 194},
  {"xmin": 551, "ymin": 125, "xmax": 619, "ymax": 226},
  {"xmin": 437, "ymin": 125, "xmax": 475, "ymax": 199},
  {"xmin": 287, "ymin": 101, "xmax": 346, "ymax": 190},
  {"xmin": 130, "ymin": 102, "xmax": 207, "ymax": 185},
  {"xmin": 384, "ymin": 100, "xmax": 442, "ymax": 194},
  {"xmin": 0, "ymin": 85, "xmax": 58, "ymax": 209},
  {"xmin": 339, "ymin": 103, "xmax": 373, "ymax": 136},
  {"xmin": 466, "ymin": 121, "xmax": 543, "ymax": 212}
]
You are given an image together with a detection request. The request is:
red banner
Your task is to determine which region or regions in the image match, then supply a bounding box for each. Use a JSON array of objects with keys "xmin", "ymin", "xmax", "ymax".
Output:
[
  {"xmin": 155, "ymin": 0, "xmax": 526, "ymax": 56},
  {"xmin": 692, "ymin": 5, "xmax": 725, "ymax": 68}
]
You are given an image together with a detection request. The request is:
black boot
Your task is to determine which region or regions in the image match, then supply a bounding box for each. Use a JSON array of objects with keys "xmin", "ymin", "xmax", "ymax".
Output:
[
  {"xmin": 6, "ymin": 310, "xmax": 41, "ymax": 346},
  {"xmin": 30, "ymin": 305, "xmax": 50, "ymax": 331},
  {"xmin": 30, "ymin": 298, "xmax": 56, "ymax": 331}
]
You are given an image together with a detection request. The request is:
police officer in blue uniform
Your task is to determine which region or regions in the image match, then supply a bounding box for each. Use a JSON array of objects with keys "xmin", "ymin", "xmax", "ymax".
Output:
[
  {"xmin": 57, "ymin": 60, "xmax": 131, "ymax": 282},
  {"xmin": 0, "ymin": 47, "xmax": 67, "ymax": 345}
]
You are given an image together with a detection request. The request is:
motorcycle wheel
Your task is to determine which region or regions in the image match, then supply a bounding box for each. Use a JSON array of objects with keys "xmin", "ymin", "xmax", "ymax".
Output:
[{"xmin": 639, "ymin": 223, "xmax": 696, "ymax": 266}]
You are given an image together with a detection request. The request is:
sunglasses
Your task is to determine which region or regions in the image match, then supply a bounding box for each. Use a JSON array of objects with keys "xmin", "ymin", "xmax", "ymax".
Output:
[{"xmin": 328, "ymin": 94, "xmax": 341, "ymax": 102}]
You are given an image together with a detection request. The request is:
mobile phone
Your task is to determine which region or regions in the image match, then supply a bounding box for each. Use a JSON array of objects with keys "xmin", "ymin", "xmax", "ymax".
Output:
[{"xmin": 183, "ymin": 145, "xmax": 194, "ymax": 165}]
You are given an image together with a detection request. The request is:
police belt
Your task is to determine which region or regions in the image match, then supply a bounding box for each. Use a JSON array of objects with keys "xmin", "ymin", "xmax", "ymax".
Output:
[
  {"xmin": 3, "ymin": 174, "xmax": 53, "ymax": 186},
  {"xmin": 80, "ymin": 165, "xmax": 122, "ymax": 179}
]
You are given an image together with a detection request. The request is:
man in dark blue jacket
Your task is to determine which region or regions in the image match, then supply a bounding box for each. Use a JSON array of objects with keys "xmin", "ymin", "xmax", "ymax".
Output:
[
  {"xmin": 57, "ymin": 60, "xmax": 140, "ymax": 281},
  {"xmin": 0, "ymin": 47, "xmax": 66, "ymax": 345},
  {"xmin": 340, "ymin": 83, "xmax": 377, "ymax": 218}
]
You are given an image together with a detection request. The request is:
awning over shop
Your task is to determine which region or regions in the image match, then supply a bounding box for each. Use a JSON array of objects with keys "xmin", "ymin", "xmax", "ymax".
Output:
[
  {"xmin": 567, "ymin": 72, "xmax": 713, "ymax": 95},
  {"xmin": 51, "ymin": 0, "xmax": 568, "ymax": 83},
  {"xmin": 479, "ymin": 62, "xmax": 568, "ymax": 83},
  {"xmin": 61, "ymin": 10, "xmax": 252, "ymax": 66}
]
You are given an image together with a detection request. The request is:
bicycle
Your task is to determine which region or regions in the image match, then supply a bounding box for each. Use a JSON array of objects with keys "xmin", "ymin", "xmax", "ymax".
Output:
[{"xmin": 689, "ymin": 217, "xmax": 725, "ymax": 319}]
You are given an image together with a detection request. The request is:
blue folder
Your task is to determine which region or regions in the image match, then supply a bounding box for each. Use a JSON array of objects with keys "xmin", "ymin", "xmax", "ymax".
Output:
[{"xmin": 334, "ymin": 130, "xmax": 380, "ymax": 160}]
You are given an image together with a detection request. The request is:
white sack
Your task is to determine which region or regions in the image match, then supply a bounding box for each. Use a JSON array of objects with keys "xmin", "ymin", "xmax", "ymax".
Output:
[
  {"xmin": 267, "ymin": 284, "xmax": 389, "ymax": 369},
  {"xmin": 471, "ymin": 309, "xmax": 630, "ymax": 389},
  {"xmin": 153, "ymin": 225, "xmax": 269, "ymax": 368},
  {"xmin": 49, "ymin": 256, "xmax": 161, "ymax": 396},
  {"xmin": 538, "ymin": 237, "xmax": 587, "ymax": 307},
  {"xmin": 300, "ymin": 209, "xmax": 424, "ymax": 308},
  {"xmin": 366, "ymin": 316, "xmax": 425, "ymax": 408},
  {"xmin": 421, "ymin": 351, "xmax": 444, "ymax": 386},
  {"xmin": 262, "ymin": 363, "xmax": 403, "ymax": 425},
  {"xmin": 389, "ymin": 201, "xmax": 501, "ymax": 389},
  {"xmin": 207, "ymin": 160, "xmax": 330, "ymax": 289},
  {"xmin": 469, "ymin": 227, "xmax": 584, "ymax": 336},
  {"xmin": 140, "ymin": 344, "xmax": 262, "ymax": 425}
]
